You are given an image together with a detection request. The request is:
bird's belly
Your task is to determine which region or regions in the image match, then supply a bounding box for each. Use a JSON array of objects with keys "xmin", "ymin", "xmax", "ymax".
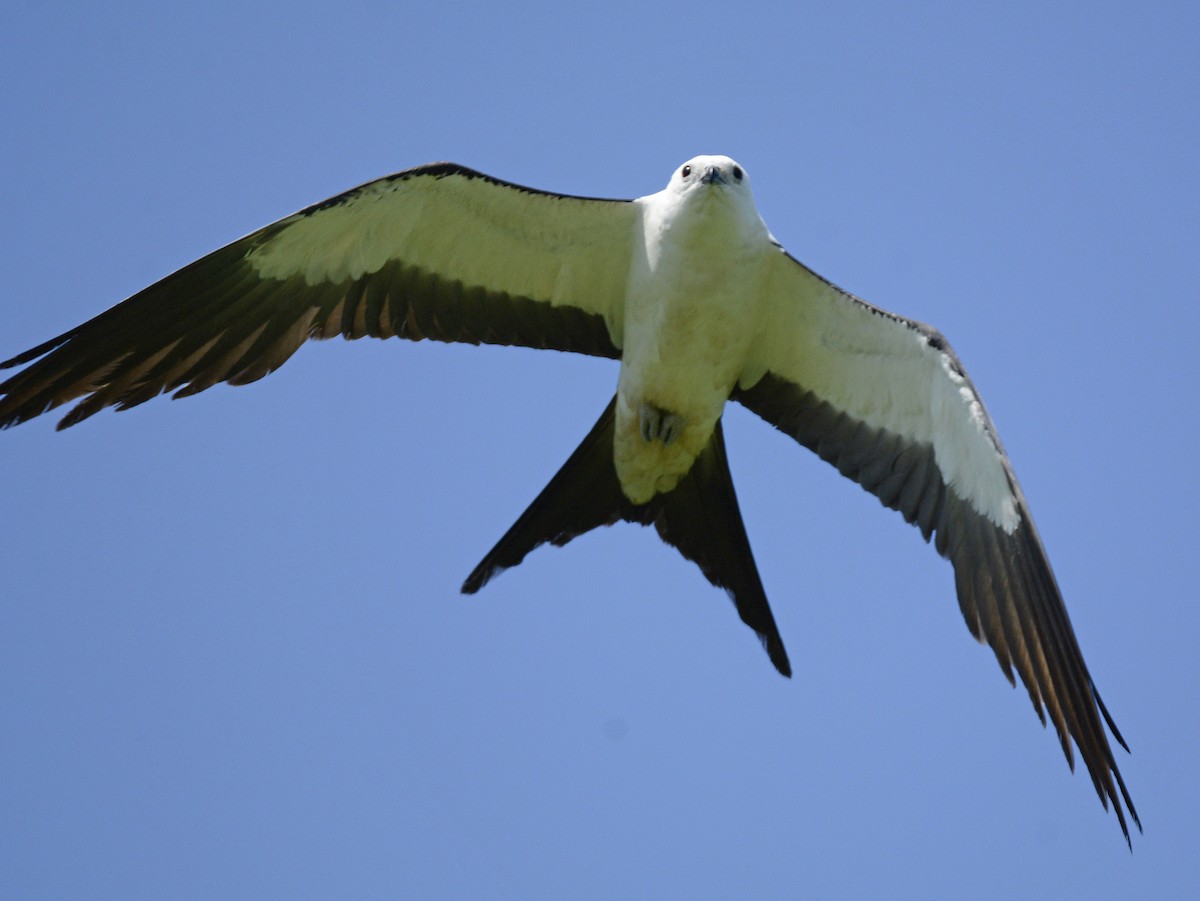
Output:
[{"xmin": 613, "ymin": 286, "xmax": 758, "ymax": 504}]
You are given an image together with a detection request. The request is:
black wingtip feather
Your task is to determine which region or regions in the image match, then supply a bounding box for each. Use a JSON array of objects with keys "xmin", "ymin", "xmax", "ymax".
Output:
[{"xmin": 0, "ymin": 332, "xmax": 74, "ymax": 370}]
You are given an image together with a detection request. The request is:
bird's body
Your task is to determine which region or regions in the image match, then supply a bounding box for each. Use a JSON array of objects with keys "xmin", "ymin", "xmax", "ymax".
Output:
[
  {"xmin": 0, "ymin": 154, "xmax": 1138, "ymax": 843},
  {"xmin": 617, "ymin": 157, "xmax": 774, "ymax": 502}
]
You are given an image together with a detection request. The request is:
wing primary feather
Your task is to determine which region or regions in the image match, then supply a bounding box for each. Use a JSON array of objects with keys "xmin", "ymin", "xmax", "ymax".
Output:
[
  {"xmin": 993, "ymin": 538, "xmax": 1051, "ymax": 724},
  {"xmin": 1093, "ymin": 687, "xmax": 1130, "ymax": 754},
  {"xmin": 0, "ymin": 333, "xmax": 74, "ymax": 370},
  {"xmin": 1009, "ymin": 527, "xmax": 1077, "ymax": 765}
]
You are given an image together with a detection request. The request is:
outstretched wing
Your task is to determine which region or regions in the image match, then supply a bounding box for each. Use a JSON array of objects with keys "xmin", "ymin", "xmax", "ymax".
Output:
[
  {"xmin": 734, "ymin": 250, "xmax": 1139, "ymax": 844},
  {"xmin": 1, "ymin": 163, "xmax": 635, "ymax": 430}
]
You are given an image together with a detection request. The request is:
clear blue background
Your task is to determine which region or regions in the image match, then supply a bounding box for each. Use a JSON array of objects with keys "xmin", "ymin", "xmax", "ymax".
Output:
[{"xmin": 2, "ymin": 2, "xmax": 1196, "ymax": 898}]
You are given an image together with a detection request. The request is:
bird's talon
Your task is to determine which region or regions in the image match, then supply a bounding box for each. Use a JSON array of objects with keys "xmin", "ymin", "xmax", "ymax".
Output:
[{"xmin": 639, "ymin": 403, "xmax": 684, "ymax": 446}]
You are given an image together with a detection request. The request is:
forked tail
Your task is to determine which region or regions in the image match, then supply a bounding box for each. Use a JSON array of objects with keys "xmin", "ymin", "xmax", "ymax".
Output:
[{"xmin": 462, "ymin": 396, "xmax": 792, "ymax": 677}]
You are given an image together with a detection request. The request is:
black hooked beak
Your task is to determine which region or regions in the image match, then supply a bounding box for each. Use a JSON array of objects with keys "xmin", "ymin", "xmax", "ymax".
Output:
[{"xmin": 699, "ymin": 165, "xmax": 727, "ymax": 185}]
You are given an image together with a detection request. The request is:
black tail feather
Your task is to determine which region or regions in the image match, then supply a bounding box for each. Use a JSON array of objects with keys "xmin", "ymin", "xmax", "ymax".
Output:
[{"xmin": 462, "ymin": 396, "xmax": 792, "ymax": 677}]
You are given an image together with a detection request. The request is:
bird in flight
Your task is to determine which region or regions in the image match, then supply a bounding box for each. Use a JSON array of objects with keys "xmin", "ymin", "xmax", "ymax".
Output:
[{"xmin": 0, "ymin": 155, "xmax": 1137, "ymax": 843}]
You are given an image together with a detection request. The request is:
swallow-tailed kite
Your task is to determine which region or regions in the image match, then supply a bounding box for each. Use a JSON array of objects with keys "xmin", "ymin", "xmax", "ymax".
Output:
[{"xmin": 0, "ymin": 156, "xmax": 1138, "ymax": 842}]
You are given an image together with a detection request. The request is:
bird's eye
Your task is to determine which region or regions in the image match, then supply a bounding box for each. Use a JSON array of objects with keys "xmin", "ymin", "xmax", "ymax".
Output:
[
  {"xmin": 732, "ymin": 166, "xmax": 743, "ymax": 181},
  {"xmin": 681, "ymin": 165, "xmax": 692, "ymax": 178}
]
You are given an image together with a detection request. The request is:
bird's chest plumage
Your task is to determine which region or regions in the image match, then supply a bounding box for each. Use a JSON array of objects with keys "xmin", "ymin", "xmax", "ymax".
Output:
[{"xmin": 623, "ymin": 244, "xmax": 762, "ymax": 394}]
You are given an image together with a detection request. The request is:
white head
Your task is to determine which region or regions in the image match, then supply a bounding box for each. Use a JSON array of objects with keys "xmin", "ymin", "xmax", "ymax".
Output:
[
  {"xmin": 657, "ymin": 155, "xmax": 761, "ymax": 225},
  {"xmin": 648, "ymin": 155, "xmax": 765, "ymax": 241},
  {"xmin": 666, "ymin": 155, "xmax": 752, "ymax": 198}
]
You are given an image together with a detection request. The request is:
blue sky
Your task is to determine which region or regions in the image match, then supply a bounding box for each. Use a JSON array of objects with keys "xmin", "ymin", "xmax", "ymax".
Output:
[{"xmin": 2, "ymin": 2, "xmax": 1197, "ymax": 897}]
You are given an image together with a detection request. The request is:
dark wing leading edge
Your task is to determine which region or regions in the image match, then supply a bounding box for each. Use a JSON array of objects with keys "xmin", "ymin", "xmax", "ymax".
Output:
[
  {"xmin": 0, "ymin": 163, "xmax": 634, "ymax": 430},
  {"xmin": 734, "ymin": 250, "xmax": 1139, "ymax": 844}
]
